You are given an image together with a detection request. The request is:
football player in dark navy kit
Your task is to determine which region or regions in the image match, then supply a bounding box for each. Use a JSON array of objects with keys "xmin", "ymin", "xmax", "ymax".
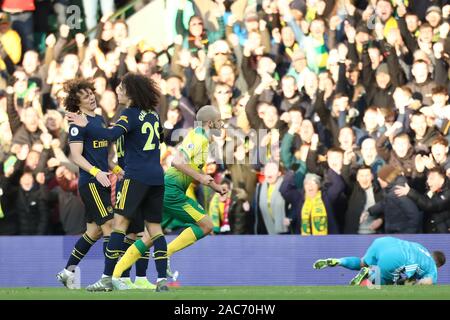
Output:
[
  {"xmin": 57, "ymin": 79, "xmax": 124, "ymax": 290},
  {"xmin": 111, "ymin": 135, "xmax": 156, "ymax": 290},
  {"xmin": 67, "ymin": 73, "xmax": 169, "ymax": 292}
]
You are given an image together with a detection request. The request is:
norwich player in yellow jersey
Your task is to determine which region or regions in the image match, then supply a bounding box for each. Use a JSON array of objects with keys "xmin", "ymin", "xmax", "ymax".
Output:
[{"xmin": 112, "ymin": 105, "xmax": 227, "ymax": 282}]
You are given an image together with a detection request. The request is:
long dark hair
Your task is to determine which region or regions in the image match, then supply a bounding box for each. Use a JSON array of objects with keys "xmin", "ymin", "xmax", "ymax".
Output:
[
  {"xmin": 121, "ymin": 73, "xmax": 160, "ymax": 112},
  {"xmin": 63, "ymin": 79, "xmax": 95, "ymax": 113}
]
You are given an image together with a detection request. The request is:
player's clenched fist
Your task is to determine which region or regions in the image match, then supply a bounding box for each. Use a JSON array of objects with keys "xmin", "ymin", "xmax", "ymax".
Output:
[{"xmin": 199, "ymin": 174, "xmax": 214, "ymax": 186}]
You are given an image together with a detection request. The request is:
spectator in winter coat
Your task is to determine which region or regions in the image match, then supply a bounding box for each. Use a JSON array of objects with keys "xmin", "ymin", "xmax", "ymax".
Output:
[
  {"xmin": 16, "ymin": 171, "xmax": 48, "ymax": 235},
  {"xmin": 377, "ymin": 131, "xmax": 418, "ymax": 179},
  {"xmin": 395, "ymin": 167, "xmax": 450, "ymax": 233},
  {"xmin": 344, "ymin": 165, "xmax": 384, "ymax": 234},
  {"xmin": 407, "ymin": 59, "xmax": 438, "ymax": 106},
  {"xmin": 409, "ymin": 111, "xmax": 442, "ymax": 154},
  {"xmin": 253, "ymin": 162, "xmax": 289, "ymax": 235},
  {"xmin": 0, "ymin": 169, "xmax": 18, "ymax": 235},
  {"xmin": 280, "ymin": 172, "xmax": 341, "ymax": 236},
  {"xmin": 364, "ymin": 164, "xmax": 423, "ymax": 234}
]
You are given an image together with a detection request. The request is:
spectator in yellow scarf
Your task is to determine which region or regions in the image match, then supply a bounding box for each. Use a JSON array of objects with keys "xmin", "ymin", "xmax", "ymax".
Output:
[
  {"xmin": 301, "ymin": 173, "xmax": 328, "ymax": 235},
  {"xmin": 375, "ymin": 0, "xmax": 398, "ymax": 39},
  {"xmin": 280, "ymin": 171, "xmax": 341, "ymax": 235}
]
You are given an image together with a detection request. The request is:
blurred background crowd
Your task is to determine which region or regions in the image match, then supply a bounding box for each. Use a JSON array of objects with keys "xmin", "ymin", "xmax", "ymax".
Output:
[{"xmin": 0, "ymin": 0, "xmax": 449, "ymax": 236}]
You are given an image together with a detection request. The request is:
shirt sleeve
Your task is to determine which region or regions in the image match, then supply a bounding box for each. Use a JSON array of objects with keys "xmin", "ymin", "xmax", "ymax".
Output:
[
  {"xmin": 114, "ymin": 109, "xmax": 134, "ymax": 133},
  {"xmin": 85, "ymin": 112, "xmax": 130, "ymax": 141},
  {"xmin": 68, "ymin": 124, "xmax": 85, "ymax": 144}
]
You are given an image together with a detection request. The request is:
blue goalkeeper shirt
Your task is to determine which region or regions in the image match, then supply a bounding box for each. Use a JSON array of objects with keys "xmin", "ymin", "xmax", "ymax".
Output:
[{"xmin": 363, "ymin": 237, "xmax": 438, "ymax": 284}]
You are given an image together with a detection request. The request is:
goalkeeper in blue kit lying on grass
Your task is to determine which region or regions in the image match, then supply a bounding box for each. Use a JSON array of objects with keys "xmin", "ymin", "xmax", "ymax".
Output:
[{"xmin": 313, "ymin": 237, "xmax": 446, "ymax": 285}]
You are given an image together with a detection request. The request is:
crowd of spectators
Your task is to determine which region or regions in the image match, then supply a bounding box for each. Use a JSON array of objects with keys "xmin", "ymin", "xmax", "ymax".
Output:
[{"xmin": 0, "ymin": 0, "xmax": 450, "ymax": 236}]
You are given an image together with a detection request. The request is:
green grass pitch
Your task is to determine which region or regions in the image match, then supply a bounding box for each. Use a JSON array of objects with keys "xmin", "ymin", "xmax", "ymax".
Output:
[{"xmin": 1, "ymin": 286, "xmax": 450, "ymax": 300}]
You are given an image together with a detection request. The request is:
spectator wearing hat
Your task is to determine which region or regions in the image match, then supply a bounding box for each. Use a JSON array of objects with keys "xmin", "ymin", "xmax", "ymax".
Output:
[
  {"xmin": 280, "ymin": 171, "xmax": 340, "ymax": 235},
  {"xmin": 362, "ymin": 59, "xmax": 398, "ymax": 109},
  {"xmin": 363, "ymin": 164, "xmax": 423, "ymax": 234},
  {"xmin": 286, "ymin": 49, "xmax": 311, "ymax": 91},
  {"xmin": 425, "ymin": 6, "xmax": 443, "ymax": 30},
  {"xmin": 211, "ymin": 45, "xmax": 246, "ymax": 96},
  {"xmin": 395, "ymin": 167, "xmax": 450, "ymax": 233},
  {"xmin": 362, "ymin": 22, "xmax": 406, "ymax": 91},
  {"xmin": 409, "ymin": 1, "xmax": 442, "ymax": 21}
]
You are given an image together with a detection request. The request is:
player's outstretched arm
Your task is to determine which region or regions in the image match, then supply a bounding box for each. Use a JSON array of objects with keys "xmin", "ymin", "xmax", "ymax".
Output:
[
  {"xmin": 69, "ymin": 142, "xmax": 111, "ymax": 187},
  {"xmin": 85, "ymin": 122, "xmax": 125, "ymax": 141},
  {"xmin": 66, "ymin": 112, "xmax": 126, "ymax": 141}
]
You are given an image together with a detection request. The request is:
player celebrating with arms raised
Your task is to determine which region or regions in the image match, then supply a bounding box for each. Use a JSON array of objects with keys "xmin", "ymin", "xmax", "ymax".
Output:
[
  {"xmin": 110, "ymin": 105, "xmax": 228, "ymax": 283},
  {"xmin": 67, "ymin": 73, "xmax": 169, "ymax": 291}
]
